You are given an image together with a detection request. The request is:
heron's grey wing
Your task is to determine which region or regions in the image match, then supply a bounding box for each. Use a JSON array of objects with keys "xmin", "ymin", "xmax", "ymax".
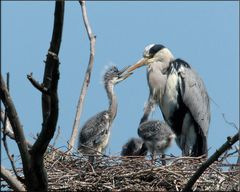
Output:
[
  {"xmin": 179, "ymin": 67, "xmax": 211, "ymax": 136},
  {"xmin": 79, "ymin": 111, "xmax": 110, "ymax": 147}
]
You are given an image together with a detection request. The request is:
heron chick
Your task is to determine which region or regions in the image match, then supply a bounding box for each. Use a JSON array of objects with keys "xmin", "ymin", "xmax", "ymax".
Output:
[
  {"xmin": 138, "ymin": 120, "xmax": 175, "ymax": 164},
  {"xmin": 127, "ymin": 44, "xmax": 210, "ymax": 157},
  {"xmin": 121, "ymin": 137, "xmax": 148, "ymax": 157},
  {"xmin": 78, "ymin": 66, "xmax": 132, "ymax": 163}
]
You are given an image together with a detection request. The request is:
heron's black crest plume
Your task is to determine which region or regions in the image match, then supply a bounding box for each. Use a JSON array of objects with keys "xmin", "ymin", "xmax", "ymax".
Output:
[{"xmin": 149, "ymin": 44, "xmax": 165, "ymax": 57}]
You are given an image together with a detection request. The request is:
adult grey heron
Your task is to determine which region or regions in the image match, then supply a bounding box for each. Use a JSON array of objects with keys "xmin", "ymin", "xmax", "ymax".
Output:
[
  {"xmin": 121, "ymin": 137, "xmax": 148, "ymax": 157},
  {"xmin": 78, "ymin": 66, "xmax": 132, "ymax": 163},
  {"xmin": 138, "ymin": 120, "xmax": 175, "ymax": 164},
  {"xmin": 127, "ymin": 44, "xmax": 210, "ymax": 157}
]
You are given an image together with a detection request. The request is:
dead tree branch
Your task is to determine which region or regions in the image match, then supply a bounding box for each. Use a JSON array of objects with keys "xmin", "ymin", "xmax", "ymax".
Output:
[
  {"xmin": 1, "ymin": 110, "xmax": 33, "ymax": 148},
  {"xmin": 27, "ymin": 73, "xmax": 48, "ymax": 93},
  {"xmin": 68, "ymin": 0, "xmax": 96, "ymax": 152},
  {"xmin": 30, "ymin": 0, "xmax": 64, "ymax": 157},
  {"xmin": 1, "ymin": 111, "xmax": 15, "ymax": 140},
  {"xmin": 27, "ymin": 1, "xmax": 64, "ymax": 191},
  {"xmin": 0, "ymin": 74, "xmax": 32, "ymax": 188},
  {"xmin": 2, "ymin": 111, "xmax": 23, "ymax": 182},
  {"xmin": 0, "ymin": 166, "xmax": 26, "ymax": 191},
  {"xmin": 1, "ymin": 1, "xmax": 64, "ymax": 191},
  {"xmin": 1, "ymin": 74, "xmax": 24, "ymax": 182},
  {"xmin": 182, "ymin": 132, "xmax": 240, "ymax": 192}
]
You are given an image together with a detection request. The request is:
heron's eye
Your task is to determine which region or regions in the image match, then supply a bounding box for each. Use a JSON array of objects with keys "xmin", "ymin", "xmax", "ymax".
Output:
[
  {"xmin": 143, "ymin": 44, "xmax": 165, "ymax": 58},
  {"xmin": 110, "ymin": 66, "xmax": 118, "ymax": 73}
]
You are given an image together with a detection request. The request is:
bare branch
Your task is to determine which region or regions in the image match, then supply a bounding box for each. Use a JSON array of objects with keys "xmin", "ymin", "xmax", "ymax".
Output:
[
  {"xmin": 1, "ymin": 111, "xmax": 15, "ymax": 140},
  {"xmin": 24, "ymin": 1, "xmax": 64, "ymax": 191},
  {"xmin": 2, "ymin": 108, "xmax": 23, "ymax": 182},
  {"xmin": 182, "ymin": 132, "xmax": 240, "ymax": 192},
  {"xmin": 0, "ymin": 74, "xmax": 32, "ymax": 184},
  {"xmin": 27, "ymin": 73, "xmax": 48, "ymax": 93},
  {"xmin": 68, "ymin": 0, "xmax": 96, "ymax": 152},
  {"xmin": 1, "ymin": 166, "xmax": 26, "ymax": 191},
  {"xmin": 1, "ymin": 1, "xmax": 64, "ymax": 191},
  {"xmin": 79, "ymin": 0, "xmax": 96, "ymax": 41},
  {"xmin": 1, "ymin": 84, "xmax": 16, "ymax": 173},
  {"xmin": 222, "ymin": 113, "xmax": 239, "ymax": 131},
  {"xmin": 6, "ymin": 72, "xmax": 10, "ymax": 90},
  {"xmin": 1, "ymin": 110, "xmax": 32, "ymax": 148},
  {"xmin": 236, "ymin": 146, "xmax": 240, "ymax": 165},
  {"xmin": 30, "ymin": 0, "xmax": 64, "ymax": 158}
]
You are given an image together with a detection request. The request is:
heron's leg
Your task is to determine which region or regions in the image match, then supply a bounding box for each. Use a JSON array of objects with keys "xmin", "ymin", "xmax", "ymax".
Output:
[
  {"xmin": 89, "ymin": 155, "xmax": 94, "ymax": 165},
  {"xmin": 191, "ymin": 131, "xmax": 208, "ymax": 157},
  {"xmin": 181, "ymin": 138, "xmax": 190, "ymax": 156},
  {"xmin": 161, "ymin": 154, "xmax": 166, "ymax": 165},
  {"xmin": 151, "ymin": 151, "xmax": 156, "ymax": 165},
  {"xmin": 177, "ymin": 128, "xmax": 190, "ymax": 156},
  {"xmin": 140, "ymin": 95, "xmax": 156, "ymax": 124}
]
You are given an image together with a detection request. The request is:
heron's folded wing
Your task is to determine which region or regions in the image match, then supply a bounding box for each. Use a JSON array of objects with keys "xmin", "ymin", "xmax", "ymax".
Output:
[
  {"xmin": 179, "ymin": 67, "xmax": 210, "ymax": 136},
  {"xmin": 79, "ymin": 111, "xmax": 110, "ymax": 145}
]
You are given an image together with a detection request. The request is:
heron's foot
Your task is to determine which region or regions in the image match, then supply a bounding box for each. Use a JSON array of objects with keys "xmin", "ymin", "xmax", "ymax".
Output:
[
  {"xmin": 161, "ymin": 159, "xmax": 166, "ymax": 166},
  {"xmin": 161, "ymin": 154, "xmax": 166, "ymax": 166}
]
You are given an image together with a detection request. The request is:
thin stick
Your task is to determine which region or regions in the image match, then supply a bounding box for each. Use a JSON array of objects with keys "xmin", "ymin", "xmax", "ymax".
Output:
[
  {"xmin": 1, "ymin": 74, "xmax": 21, "ymax": 178},
  {"xmin": 1, "ymin": 110, "xmax": 32, "ymax": 148},
  {"xmin": 2, "ymin": 109, "xmax": 23, "ymax": 182},
  {"xmin": 27, "ymin": 73, "xmax": 48, "ymax": 93},
  {"xmin": 68, "ymin": 0, "xmax": 96, "ymax": 152},
  {"xmin": 0, "ymin": 74, "xmax": 31, "ymax": 187},
  {"xmin": 182, "ymin": 132, "xmax": 239, "ymax": 192}
]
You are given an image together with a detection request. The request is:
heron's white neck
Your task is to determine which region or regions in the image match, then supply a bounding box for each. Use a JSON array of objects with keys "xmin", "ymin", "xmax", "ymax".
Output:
[
  {"xmin": 153, "ymin": 48, "xmax": 175, "ymax": 69},
  {"xmin": 147, "ymin": 60, "xmax": 170, "ymax": 107},
  {"xmin": 105, "ymin": 83, "xmax": 117, "ymax": 121}
]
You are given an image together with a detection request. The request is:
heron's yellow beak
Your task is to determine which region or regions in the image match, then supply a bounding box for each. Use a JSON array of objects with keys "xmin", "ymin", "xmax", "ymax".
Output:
[
  {"xmin": 127, "ymin": 58, "xmax": 149, "ymax": 73},
  {"xmin": 116, "ymin": 66, "xmax": 133, "ymax": 83}
]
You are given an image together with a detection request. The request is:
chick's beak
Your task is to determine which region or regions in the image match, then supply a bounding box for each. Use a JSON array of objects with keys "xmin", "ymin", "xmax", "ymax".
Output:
[
  {"xmin": 127, "ymin": 58, "xmax": 149, "ymax": 73},
  {"xmin": 116, "ymin": 66, "xmax": 133, "ymax": 83}
]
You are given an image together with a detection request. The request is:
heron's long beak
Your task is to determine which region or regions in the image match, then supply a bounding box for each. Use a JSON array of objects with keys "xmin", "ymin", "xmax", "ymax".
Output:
[
  {"xmin": 116, "ymin": 66, "xmax": 133, "ymax": 83},
  {"xmin": 127, "ymin": 58, "xmax": 149, "ymax": 73}
]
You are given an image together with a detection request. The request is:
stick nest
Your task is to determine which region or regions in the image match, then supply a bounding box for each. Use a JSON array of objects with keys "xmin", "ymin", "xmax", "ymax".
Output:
[{"xmin": 41, "ymin": 147, "xmax": 239, "ymax": 191}]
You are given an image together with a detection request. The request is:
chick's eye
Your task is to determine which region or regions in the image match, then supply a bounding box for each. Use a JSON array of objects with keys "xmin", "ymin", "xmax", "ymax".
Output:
[{"xmin": 111, "ymin": 66, "xmax": 118, "ymax": 72}]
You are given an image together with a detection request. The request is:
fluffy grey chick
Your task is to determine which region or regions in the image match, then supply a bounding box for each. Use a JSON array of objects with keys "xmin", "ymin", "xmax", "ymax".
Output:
[
  {"xmin": 138, "ymin": 120, "xmax": 175, "ymax": 164},
  {"xmin": 121, "ymin": 137, "xmax": 148, "ymax": 157},
  {"xmin": 78, "ymin": 66, "xmax": 132, "ymax": 163}
]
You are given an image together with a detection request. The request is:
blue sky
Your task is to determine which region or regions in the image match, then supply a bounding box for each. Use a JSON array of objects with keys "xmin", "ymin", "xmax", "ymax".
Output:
[{"xmin": 2, "ymin": 1, "xmax": 239, "ymax": 166}]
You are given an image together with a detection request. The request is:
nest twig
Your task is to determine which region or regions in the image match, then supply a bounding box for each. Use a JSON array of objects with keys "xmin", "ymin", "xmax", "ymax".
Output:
[
  {"xmin": 2, "ymin": 146, "xmax": 239, "ymax": 191},
  {"xmin": 45, "ymin": 147, "xmax": 239, "ymax": 191}
]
